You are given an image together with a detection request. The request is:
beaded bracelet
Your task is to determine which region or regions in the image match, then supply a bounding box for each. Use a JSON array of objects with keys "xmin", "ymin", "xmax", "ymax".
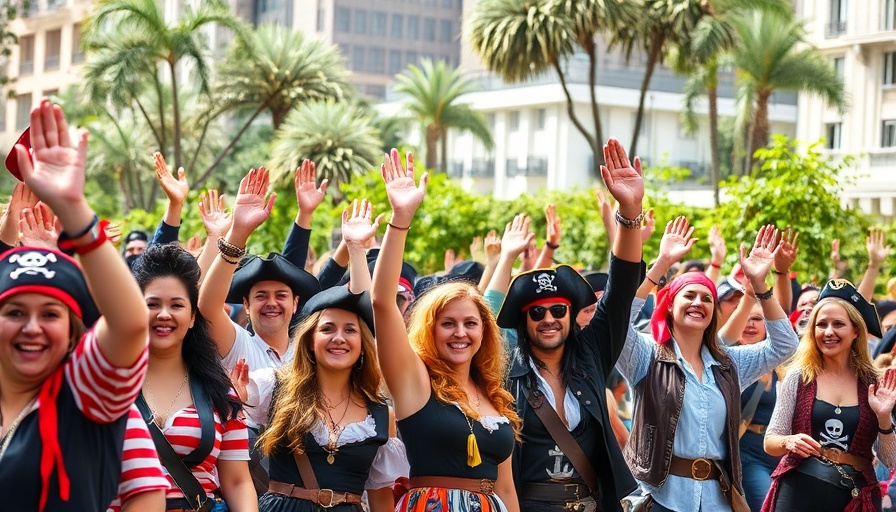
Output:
[
  {"xmin": 217, "ymin": 238, "xmax": 246, "ymax": 260},
  {"xmin": 756, "ymin": 288, "xmax": 775, "ymax": 301}
]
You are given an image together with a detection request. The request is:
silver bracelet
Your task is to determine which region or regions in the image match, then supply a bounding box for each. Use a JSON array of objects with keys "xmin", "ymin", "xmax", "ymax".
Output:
[{"xmin": 615, "ymin": 209, "xmax": 645, "ymax": 229}]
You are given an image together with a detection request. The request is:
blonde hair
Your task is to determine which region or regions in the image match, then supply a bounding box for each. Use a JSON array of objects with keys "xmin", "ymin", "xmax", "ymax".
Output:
[
  {"xmin": 789, "ymin": 297, "xmax": 879, "ymax": 385},
  {"xmin": 406, "ymin": 282, "xmax": 521, "ymax": 436},
  {"xmin": 258, "ymin": 310, "xmax": 386, "ymax": 455}
]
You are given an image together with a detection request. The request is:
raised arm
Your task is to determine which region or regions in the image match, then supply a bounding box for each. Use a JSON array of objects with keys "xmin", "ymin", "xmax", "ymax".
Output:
[
  {"xmin": 152, "ymin": 151, "xmax": 188, "ymax": 244},
  {"xmin": 0, "ymin": 182, "xmax": 38, "ymax": 248},
  {"xmin": 476, "ymin": 229, "xmax": 500, "ymax": 294},
  {"xmin": 868, "ymin": 368, "xmax": 896, "ymax": 469},
  {"xmin": 859, "ymin": 228, "xmax": 890, "ymax": 302},
  {"xmin": 195, "ymin": 189, "xmax": 232, "ymax": 285},
  {"xmin": 534, "ymin": 204, "xmax": 560, "ymax": 269},
  {"xmin": 637, "ymin": 216, "xmax": 696, "ymax": 300},
  {"xmin": 18, "ymin": 202, "xmax": 59, "ymax": 249},
  {"xmin": 772, "ymin": 227, "xmax": 798, "ymax": 313},
  {"xmin": 342, "ymin": 199, "xmax": 382, "ymax": 294},
  {"xmin": 705, "ymin": 225, "xmax": 726, "ymax": 282},
  {"xmin": 601, "ymin": 138, "xmax": 644, "ymax": 263},
  {"xmin": 370, "ymin": 149, "xmax": 431, "ymax": 418},
  {"xmin": 17, "ymin": 99, "xmax": 147, "ymax": 366},
  {"xmin": 484, "ymin": 214, "xmax": 534, "ymax": 295},
  {"xmin": 282, "ymin": 159, "xmax": 328, "ymax": 268},
  {"xmin": 197, "ymin": 168, "xmax": 275, "ymax": 358}
]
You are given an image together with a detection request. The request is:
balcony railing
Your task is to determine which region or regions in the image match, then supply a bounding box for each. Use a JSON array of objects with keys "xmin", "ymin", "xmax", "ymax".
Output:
[
  {"xmin": 826, "ymin": 21, "xmax": 847, "ymax": 37},
  {"xmin": 44, "ymin": 55, "xmax": 59, "ymax": 71},
  {"xmin": 507, "ymin": 156, "xmax": 548, "ymax": 177},
  {"xmin": 870, "ymin": 151, "xmax": 896, "ymax": 167},
  {"xmin": 447, "ymin": 158, "xmax": 496, "ymax": 179}
]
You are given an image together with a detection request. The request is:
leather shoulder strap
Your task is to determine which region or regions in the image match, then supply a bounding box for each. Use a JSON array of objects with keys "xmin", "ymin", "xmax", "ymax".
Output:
[
  {"xmin": 294, "ymin": 450, "xmax": 319, "ymax": 489},
  {"xmin": 181, "ymin": 376, "xmax": 215, "ymax": 467},
  {"xmin": 522, "ymin": 384, "xmax": 599, "ymax": 495},
  {"xmin": 136, "ymin": 393, "xmax": 211, "ymax": 511}
]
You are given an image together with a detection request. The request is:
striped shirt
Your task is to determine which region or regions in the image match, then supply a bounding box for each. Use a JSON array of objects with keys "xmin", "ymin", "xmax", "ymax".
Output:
[
  {"xmin": 158, "ymin": 404, "xmax": 250, "ymax": 499},
  {"xmin": 106, "ymin": 407, "xmax": 170, "ymax": 512}
]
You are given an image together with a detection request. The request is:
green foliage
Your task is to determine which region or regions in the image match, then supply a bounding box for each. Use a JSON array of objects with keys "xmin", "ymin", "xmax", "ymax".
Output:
[{"xmin": 717, "ymin": 135, "xmax": 869, "ymax": 281}]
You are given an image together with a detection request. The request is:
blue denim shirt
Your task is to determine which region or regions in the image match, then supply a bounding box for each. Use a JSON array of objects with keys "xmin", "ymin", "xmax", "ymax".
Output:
[{"xmin": 616, "ymin": 297, "xmax": 799, "ymax": 511}]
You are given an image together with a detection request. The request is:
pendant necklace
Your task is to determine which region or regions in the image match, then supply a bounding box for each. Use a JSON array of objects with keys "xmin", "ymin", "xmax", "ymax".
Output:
[
  {"xmin": 323, "ymin": 395, "xmax": 350, "ymax": 464},
  {"xmin": 144, "ymin": 371, "xmax": 189, "ymax": 428},
  {"xmin": 463, "ymin": 386, "xmax": 483, "ymax": 468},
  {"xmin": 835, "ymin": 403, "xmax": 842, "ymax": 415}
]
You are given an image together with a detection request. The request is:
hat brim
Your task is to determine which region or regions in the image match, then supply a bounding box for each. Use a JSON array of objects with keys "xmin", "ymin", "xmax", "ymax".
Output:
[
  {"xmin": 226, "ymin": 253, "xmax": 321, "ymax": 307},
  {"xmin": 300, "ymin": 286, "xmax": 374, "ymax": 335},
  {"xmin": 496, "ymin": 265, "xmax": 596, "ymax": 328}
]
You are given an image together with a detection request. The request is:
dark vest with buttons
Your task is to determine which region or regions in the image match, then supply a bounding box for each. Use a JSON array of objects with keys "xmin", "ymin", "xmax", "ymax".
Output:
[{"xmin": 0, "ymin": 377, "xmax": 127, "ymax": 511}]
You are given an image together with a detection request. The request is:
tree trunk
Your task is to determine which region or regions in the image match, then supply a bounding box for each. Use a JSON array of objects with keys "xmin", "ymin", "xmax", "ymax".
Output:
[
  {"xmin": 169, "ymin": 59, "xmax": 183, "ymax": 170},
  {"xmin": 743, "ymin": 117, "xmax": 754, "ymax": 175},
  {"xmin": 425, "ymin": 124, "xmax": 439, "ymax": 171},
  {"xmin": 630, "ymin": 32, "xmax": 664, "ymax": 158},
  {"xmin": 707, "ymin": 73, "xmax": 721, "ymax": 207},
  {"xmin": 151, "ymin": 70, "xmax": 166, "ymax": 153},
  {"xmin": 584, "ymin": 37, "xmax": 605, "ymax": 179},
  {"xmin": 440, "ymin": 130, "xmax": 447, "ymax": 174},
  {"xmin": 194, "ymin": 104, "xmax": 267, "ymax": 188},
  {"xmin": 750, "ymin": 89, "xmax": 772, "ymax": 163},
  {"xmin": 550, "ymin": 59, "xmax": 601, "ymax": 185}
]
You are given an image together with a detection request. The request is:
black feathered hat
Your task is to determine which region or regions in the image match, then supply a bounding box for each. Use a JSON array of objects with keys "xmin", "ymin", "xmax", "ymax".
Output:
[{"xmin": 301, "ymin": 285, "xmax": 374, "ymax": 335}]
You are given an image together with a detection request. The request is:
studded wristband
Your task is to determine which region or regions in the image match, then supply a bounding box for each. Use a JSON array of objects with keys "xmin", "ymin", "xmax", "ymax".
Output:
[{"xmin": 615, "ymin": 209, "xmax": 645, "ymax": 229}]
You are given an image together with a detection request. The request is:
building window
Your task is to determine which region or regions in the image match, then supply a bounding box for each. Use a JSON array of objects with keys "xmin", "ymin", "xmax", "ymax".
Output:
[
  {"xmin": 536, "ymin": 108, "xmax": 546, "ymax": 130},
  {"xmin": 317, "ymin": 8, "xmax": 326, "ymax": 31},
  {"xmin": 354, "ymin": 9, "xmax": 367, "ymax": 34},
  {"xmin": 423, "ymin": 18, "xmax": 436, "ymax": 42},
  {"xmin": 389, "ymin": 50, "xmax": 403, "ymax": 74},
  {"xmin": 391, "ymin": 14, "xmax": 403, "ymax": 38},
  {"xmin": 406, "ymin": 51, "xmax": 418, "ymax": 66},
  {"xmin": 335, "ymin": 8, "xmax": 350, "ymax": 33},
  {"xmin": 408, "ymin": 16, "xmax": 420, "ymax": 39},
  {"xmin": 16, "ymin": 94, "xmax": 31, "ymax": 130},
  {"xmin": 825, "ymin": 122, "xmax": 842, "ymax": 149},
  {"xmin": 19, "ymin": 35, "xmax": 34, "ymax": 75},
  {"xmin": 351, "ymin": 47, "xmax": 365, "ymax": 71},
  {"xmin": 442, "ymin": 0, "xmax": 454, "ymax": 9},
  {"xmin": 47, "ymin": 0, "xmax": 65, "ymax": 10},
  {"xmin": 885, "ymin": 0, "xmax": 896, "ymax": 30},
  {"xmin": 371, "ymin": 12, "xmax": 387, "ymax": 36},
  {"xmin": 883, "ymin": 120, "xmax": 896, "ymax": 147},
  {"xmin": 45, "ymin": 29, "xmax": 61, "ymax": 71},
  {"xmin": 885, "ymin": 52, "xmax": 896, "ymax": 85},
  {"xmin": 72, "ymin": 23, "xmax": 84, "ymax": 64},
  {"xmin": 368, "ymin": 47, "xmax": 385, "ymax": 73},
  {"xmin": 440, "ymin": 20, "xmax": 453, "ymax": 43},
  {"xmin": 509, "ymin": 111, "xmax": 520, "ymax": 132},
  {"xmin": 827, "ymin": 0, "xmax": 846, "ymax": 36},
  {"xmin": 833, "ymin": 56, "xmax": 845, "ymax": 80}
]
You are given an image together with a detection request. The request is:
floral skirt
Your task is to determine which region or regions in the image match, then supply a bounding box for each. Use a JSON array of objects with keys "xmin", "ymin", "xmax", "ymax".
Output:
[{"xmin": 397, "ymin": 487, "xmax": 507, "ymax": 512}]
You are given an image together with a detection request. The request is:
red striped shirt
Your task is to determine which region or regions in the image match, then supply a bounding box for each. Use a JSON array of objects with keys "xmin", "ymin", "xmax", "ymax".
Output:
[{"xmin": 106, "ymin": 407, "xmax": 169, "ymax": 512}]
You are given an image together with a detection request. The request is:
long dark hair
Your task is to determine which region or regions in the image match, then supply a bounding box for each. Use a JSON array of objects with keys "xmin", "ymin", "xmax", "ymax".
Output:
[
  {"xmin": 515, "ymin": 315, "xmax": 582, "ymax": 386},
  {"xmin": 132, "ymin": 243, "xmax": 242, "ymax": 420}
]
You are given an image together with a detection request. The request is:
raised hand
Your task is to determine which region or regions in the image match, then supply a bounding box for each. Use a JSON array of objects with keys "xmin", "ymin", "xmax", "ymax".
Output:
[
  {"xmin": 183, "ymin": 234, "xmax": 203, "ymax": 258},
  {"xmin": 470, "ymin": 236, "xmax": 485, "ymax": 264},
  {"xmin": 15, "ymin": 99, "xmax": 90, "ymax": 226},
  {"xmin": 19, "ymin": 203, "xmax": 59, "ymax": 248},
  {"xmin": 739, "ymin": 224, "xmax": 781, "ymax": 286},
  {"xmin": 7, "ymin": 182, "xmax": 39, "ymax": 220},
  {"xmin": 294, "ymin": 159, "xmax": 328, "ymax": 214},
  {"xmin": 708, "ymin": 225, "xmax": 727, "ymax": 265},
  {"xmin": 342, "ymin": 199, "xmax": 383, "ymax": 248},
  {"xmin": 154, "ymin": 152, "xmax": 189, "ymax": 205},
  {"xmin": 600, "ymin": 139, "xmax": 644, "ymax": 216},
  {"xmin": 484, "ymin": 229, "xmax": 501, "ymax": 265},
  {"xmin": 656, "ymin": 216, "xmax": 697, "ymax": 267},
  {"xmin": 869, "ymin": 368, "xmax": 896, "ymax": 424},
  {"xmin": 501, "ymin": 214, "xmax": 535, "ymax": 259},
  {"xmin": 231, "ymin": 167, "xmax": 275, "ymax": 238},
  {"xmin": 229, "ymin": 358, "xmax": 249, "ymax": 403},
  {"xmin": 641, "ymin": 209, "xmax": 656, "ymax": 245},
  {"xmin": 199, "ymin": 190, "xmax": 232, "ymax": 238},
  {"xmin": 545, "ymin": 204, "xmax": 561, "ymax": 248},
  {"xmin": 381, "ymin": 149, "xmax": 427, "ymax": 225},
  {"xmin": 774, "ymin": 227, "xmax": 799, "ymax": 274},
  {"xmin": 867, "ymin": 228, "xmax": 892, "ymax": 269}
]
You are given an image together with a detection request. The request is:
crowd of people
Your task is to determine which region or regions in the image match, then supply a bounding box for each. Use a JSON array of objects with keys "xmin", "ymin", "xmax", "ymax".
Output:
[{"xmin": 4, "ymin": 100, "xmax": 896, "ymax": 512}]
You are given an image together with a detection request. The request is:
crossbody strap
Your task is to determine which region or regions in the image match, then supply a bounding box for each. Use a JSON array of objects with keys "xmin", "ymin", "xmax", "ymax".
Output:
[
  {"xmin": 135, "ymin": 393, "xmax": 212, "ymax": 512},
  {"xmin": 739, "ymin": 377, "xmax": 768, "ymax": 439},
  {"xmin": 181, "ymin": 377, "xmax": 215, "ymax": 467},
  {"xmin": 293, "ymin": 450, "xmax": 319, "ymax": 489},
  {"xmin": 522, "ymin": 383, "xmax": 599, "ymax": 496}
]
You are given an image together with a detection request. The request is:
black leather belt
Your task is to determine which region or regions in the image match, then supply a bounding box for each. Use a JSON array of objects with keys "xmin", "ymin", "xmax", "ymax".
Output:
[{"xmin": 520, "ymin": 481, "xmax": 592, "ymax": 502}]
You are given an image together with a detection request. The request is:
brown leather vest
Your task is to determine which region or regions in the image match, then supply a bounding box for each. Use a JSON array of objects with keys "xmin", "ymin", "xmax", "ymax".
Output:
[{"xmin": 623, "ymin": 341, "xmax": 744, "ymax": 493}]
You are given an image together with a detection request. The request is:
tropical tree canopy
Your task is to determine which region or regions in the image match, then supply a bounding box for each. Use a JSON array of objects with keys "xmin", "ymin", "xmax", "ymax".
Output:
[{"xmin": 394, "ymin": 59, "xmax": 493, "ymax": 172}]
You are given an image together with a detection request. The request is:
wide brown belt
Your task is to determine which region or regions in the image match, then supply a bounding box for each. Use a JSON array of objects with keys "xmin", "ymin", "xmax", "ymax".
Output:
[
  {"xmin": 817, "ymin": 447, "xmax": 872, "ymax": 473},
  {"xmin": 409, "ymin": 476, "xmax": 496, "ymax": 494},
  {"xmin": 745, "ymin": 423, "xmax": 766, "ymax": 435},
  {"xmin": 519, "ymin": 481, "xmax": 592, "ymax": 502},
  {"xmin": 268, "ymin": 480, "xmax": 363, "ymax": 507},
  {"xmin": 668, "ymin": 456, "xmax": 723, "ymax": 482}
]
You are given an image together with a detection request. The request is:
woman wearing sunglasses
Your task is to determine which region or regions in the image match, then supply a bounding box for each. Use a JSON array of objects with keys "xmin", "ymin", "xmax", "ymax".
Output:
[{"xmin": 616, "ymin": 219, "xmax": 800, "ymax": 511}]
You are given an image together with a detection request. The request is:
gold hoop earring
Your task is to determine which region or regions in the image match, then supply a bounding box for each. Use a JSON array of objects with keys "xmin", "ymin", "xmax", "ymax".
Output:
[{"xmin": 355, "ymin": 353, "xmax": 364, "ymax": 370}]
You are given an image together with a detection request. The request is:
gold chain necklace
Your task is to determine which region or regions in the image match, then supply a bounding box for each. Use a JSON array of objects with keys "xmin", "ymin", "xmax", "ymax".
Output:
[
  {"xmin": 322, "ymin": 395, "xmax": 351, "ymax": 464},
  {"xmin": 144, "ymin": 371, "xmax": 189, "ymax": 427},
  {"xmin": 0, "ymin": 395, "xmax": 38, "ymax": 462}
]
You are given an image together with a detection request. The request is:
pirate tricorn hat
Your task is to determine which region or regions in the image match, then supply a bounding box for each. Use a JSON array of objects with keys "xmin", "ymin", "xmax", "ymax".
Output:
[
  {"xmin": 226, "ymin": 252, "xmax": 321, "ymax": 307},
  {"xmin": 818, "ymin": 279, "xmax": 883, "ymax": 338},
  {"xmin": 496, "ymin": 265, "xmax": 596, "ymax": 328}
]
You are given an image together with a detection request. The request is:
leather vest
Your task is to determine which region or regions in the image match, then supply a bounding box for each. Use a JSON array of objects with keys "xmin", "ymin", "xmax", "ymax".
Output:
[{"xmin": 623, "ymin": 341, "xmax": 744, "ymax": 494}]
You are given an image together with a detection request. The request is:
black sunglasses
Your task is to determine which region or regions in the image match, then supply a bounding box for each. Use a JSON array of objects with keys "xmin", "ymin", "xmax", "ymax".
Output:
[{"xmin": 528, "ymin": 304, "xmax": 569, "ymax": 321}]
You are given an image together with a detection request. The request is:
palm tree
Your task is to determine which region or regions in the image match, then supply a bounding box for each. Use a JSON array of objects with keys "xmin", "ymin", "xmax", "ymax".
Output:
[
  {"xmin": 731, "ymin": 9, "xmax": 846, "ymax": 169},
  {"xmin": 394, "ymin": 59, "xmax": 493, "ymax": 173},
  {"xmin": 467, "ymin": 0, "xmax": 635, "ymax": 178},
  {"xmin": 82, "ymin": 0, "xmax": 245, "ymax": 170},
  {"xmin": 269, "ymin": 99, "xmax": 381, "ymax": 194},
  {"xmin": 195, "ymin": 24, "xmax": 351, "ymax": 186}
]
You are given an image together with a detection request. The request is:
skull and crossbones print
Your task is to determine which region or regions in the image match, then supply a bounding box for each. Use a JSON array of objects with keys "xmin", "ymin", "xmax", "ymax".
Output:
[
  {"xmin": 820, "ymin": 418, "xmax": 849, "ymax": 450},
  {"xmin": 9, "ymin": 251, "xmax": 57, "ymax": 280},
  {"xmin": 533, "ymin": 273, "xmax": 557, "ymax": 294}
]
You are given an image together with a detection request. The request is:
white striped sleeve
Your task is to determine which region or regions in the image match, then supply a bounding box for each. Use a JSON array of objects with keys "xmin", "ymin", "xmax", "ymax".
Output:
[{"xmin": 106, "ymin": 407, "xmax": 170, "ymax": 512}]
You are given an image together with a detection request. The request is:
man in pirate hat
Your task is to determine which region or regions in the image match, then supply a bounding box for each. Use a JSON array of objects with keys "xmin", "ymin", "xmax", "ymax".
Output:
[
  {"xmin": 198, "ymin": 166, "xmax": 321, "ymax": 372},
  {"xmin": 493, "ymin": 140, "xmax": 645, "ymax": 512}
]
